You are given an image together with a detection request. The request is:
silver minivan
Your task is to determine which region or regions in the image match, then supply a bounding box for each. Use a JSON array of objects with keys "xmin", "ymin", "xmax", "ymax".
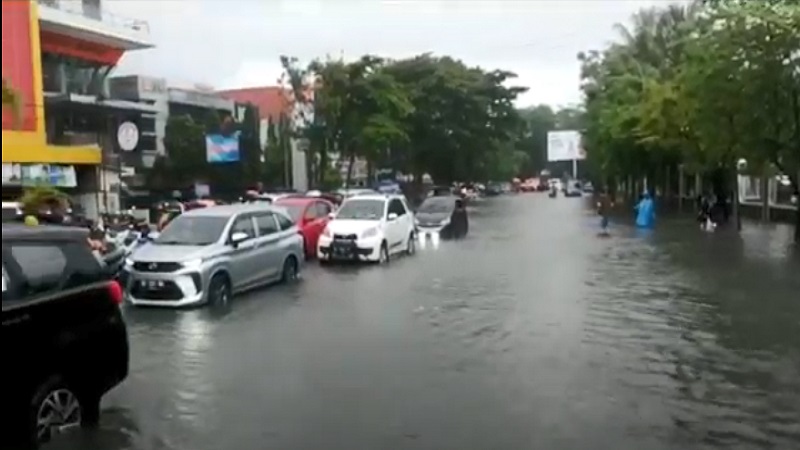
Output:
[{"xmin": 123, "ymin": 203, "xmax": 304, "ymax": 307}]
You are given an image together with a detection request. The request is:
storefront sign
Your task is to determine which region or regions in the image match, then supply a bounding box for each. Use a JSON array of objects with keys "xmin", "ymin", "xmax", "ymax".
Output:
[
  {"xmin": 2, "ymin": 163, "xmax": 22, "ymax": 185},
  {"xmin": 19, "ymin": 164, "xmax": 77, "ymax": 187}
]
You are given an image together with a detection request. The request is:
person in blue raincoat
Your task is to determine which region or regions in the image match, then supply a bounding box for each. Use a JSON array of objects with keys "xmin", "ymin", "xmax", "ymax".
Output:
[{"xmin": 634, "ymin": 191, "xmax": 656, "ymax": 228}]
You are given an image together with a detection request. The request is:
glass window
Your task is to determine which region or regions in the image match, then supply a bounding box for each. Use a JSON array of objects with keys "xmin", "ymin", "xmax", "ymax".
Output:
[
  {"xmin": 336, "ymin": 199, "xmax": 386, "ymax": 220},
  {"xmin": 231, "ymin": 215, "xmax": 256, "ymax": 239},
  {"xmin": 10, "ymin": 245, "xmax": 67, "ymax": 296},
  {"xmin": 255, "ymin": 213, "xmax": 279, "ymax": 236},
  {"xmin": 156, "ymin": 216, "xmax": 228, "ymax": 246},
  {"xmin": 315, "ymin": 202, "xmax": 332, "ymax": 217},
  {"xmin": 389, "ymin": 199, "xmax": 406, "ymax": 216},
  {"xmin": 275, "ymin": 213, "xmax": 294, "ymax": 230},
  {"xmin": 418, "ymin": 197, "xmax": 455, "ymax": 213},
  {"xmin": 278, "ymin": 204, "xmax": 305, "ymax": 223},
  {"xmin": 303, "ymin": 205, "xmax": 318, "ymax": 221}
]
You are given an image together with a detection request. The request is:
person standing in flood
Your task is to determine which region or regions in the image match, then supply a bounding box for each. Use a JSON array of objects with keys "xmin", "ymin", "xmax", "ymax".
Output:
[
  {"xmin": 597, "ymin": 190, "xmax": 614, "ymax": 235},
  {"xmin": 634, "ymin": 191, "xmax": 656, "ymax": 228}
]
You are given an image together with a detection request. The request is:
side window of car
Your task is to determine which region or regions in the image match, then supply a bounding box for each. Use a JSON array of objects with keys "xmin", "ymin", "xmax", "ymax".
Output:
[
  {"xmin": 304, "ymin": 205, "xmax": 318, "ymax": 221},
  {"xmin": 9, "ymin": 243, "xmax": 67, "ymax": 297},
  {"xmin": 231, "ymin": 215, "xmax": 256, "ymax": 240},
  {"xmin": 255, "ymin": 213, "xmax": 280, "ymax": 236},
  {"xmin": 275, "ymin": 212, "xmax": 294, "ymax": 231},
  {"xmin": 389, "ymin": 199, "xmax": 406, "ymax": 216},
  {"xmin": 315, "ymin": 202, "xmax": 332, "ymax": 217}
]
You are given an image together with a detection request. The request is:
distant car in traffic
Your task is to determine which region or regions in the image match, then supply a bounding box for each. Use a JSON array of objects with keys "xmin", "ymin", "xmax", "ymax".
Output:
[
  {"xmin": 2, "ymin": 224, "xmax": 129, "ymax": 448},
  {"xmin": 124, "ymin": 203, "xmax": 304, "ymax": 308},
  {"xmin": 318, "ymin": 194, "xmax": 416, "ymax": 263},
  {"xmin": 415, "ymin": 196, "xmax": 468, "ymax": 239},
  {"xmin": 274, "ymin": 197, "xmax": 336, "ymax": 259},
  {"xmin": 564, "ymin": 180, "xmax": 583, "ymax": 197},
  {"xmin": 2, "ymin": 201, "xmax": 23, "ymax": 222},
  {"xmin": 582, "ymin": 181, "xmax": 595, "ymax": 193}
]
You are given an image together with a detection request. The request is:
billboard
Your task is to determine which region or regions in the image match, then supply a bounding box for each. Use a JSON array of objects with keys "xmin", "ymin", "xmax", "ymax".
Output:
[
  {"xmin": 206, "ymin": 132, "xmax": 240, "ymax": 163},
  {"xmin": 547, "ymin": 130, "xmax": 585, "ymax": 162}
]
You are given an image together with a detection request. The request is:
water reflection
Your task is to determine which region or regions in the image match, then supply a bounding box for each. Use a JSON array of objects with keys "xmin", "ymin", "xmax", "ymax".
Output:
[{"xmin": 58, "ymin": 195, "xmax": 799, "ymax": 449}]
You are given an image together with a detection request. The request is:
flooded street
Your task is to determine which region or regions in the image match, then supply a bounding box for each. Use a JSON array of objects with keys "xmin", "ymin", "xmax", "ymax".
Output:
[{"xmin": 51, "ymin": 195, "xmax": 800, "ymax": 450}]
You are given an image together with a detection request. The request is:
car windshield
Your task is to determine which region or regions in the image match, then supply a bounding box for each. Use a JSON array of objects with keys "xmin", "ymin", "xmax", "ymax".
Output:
[
  {"xmin": 155, "ymin": 216, "xmax": 228, "ymax": 245},
  {"xmin": 419, "ymin": 198, "xmax": 454, "ymax": 214},
  {"xmin": 276, "ymin": 204, "xmax": 305, "ymax": 222},
  {"xmin": 336, "ymin": 199, "xmax": 385, "ymax": 220}
]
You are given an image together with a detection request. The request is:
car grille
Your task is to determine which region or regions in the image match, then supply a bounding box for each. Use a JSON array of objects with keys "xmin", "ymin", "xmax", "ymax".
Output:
[
  {"xmin": 129, "ymin": 280, "xmax": 184, "ymax": 300},
  {"xmin": 333, "ymin": 233, "xmax": 357, "ymax": 240},
  {"xmin": 132, "ymin": 262, "xmax": 183, "ymax": 273}
]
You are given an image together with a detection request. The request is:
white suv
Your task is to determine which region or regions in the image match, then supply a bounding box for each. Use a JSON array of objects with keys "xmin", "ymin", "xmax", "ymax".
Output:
[{"xmin": 317, "ymin": 194, "xmax": 416, "ymax": 263}]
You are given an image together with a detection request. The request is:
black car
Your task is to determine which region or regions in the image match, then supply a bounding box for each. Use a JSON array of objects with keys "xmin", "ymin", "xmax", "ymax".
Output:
[
  {"xmin": 414, "ymin": 196, "xmax": 468, "ymax": 239},
  {"xmin": 2, "ymin": 224, "xmax": 129, "ymax": 448}
]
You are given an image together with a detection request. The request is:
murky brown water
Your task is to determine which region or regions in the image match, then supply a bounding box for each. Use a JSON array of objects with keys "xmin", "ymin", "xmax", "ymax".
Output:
[{"xmin": 49, "ymin": 195, "xmax": 800, "ymax": 450}]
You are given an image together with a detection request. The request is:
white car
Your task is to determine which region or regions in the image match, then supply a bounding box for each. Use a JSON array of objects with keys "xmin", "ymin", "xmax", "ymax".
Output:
[{"xmin": 317, "ymin": 194, "xmax": 416, "ymax": 263}]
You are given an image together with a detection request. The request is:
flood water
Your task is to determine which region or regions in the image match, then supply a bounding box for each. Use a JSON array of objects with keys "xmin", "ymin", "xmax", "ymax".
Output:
[{"xmin": 50, "ymin": 195, "xmax": 800, "ymax": 450}]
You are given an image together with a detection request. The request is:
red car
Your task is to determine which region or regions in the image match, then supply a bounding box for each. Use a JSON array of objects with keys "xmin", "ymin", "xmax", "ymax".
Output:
[{"xmin": 274, "ymin": 197, "xmax": 335, "ymax": 259}]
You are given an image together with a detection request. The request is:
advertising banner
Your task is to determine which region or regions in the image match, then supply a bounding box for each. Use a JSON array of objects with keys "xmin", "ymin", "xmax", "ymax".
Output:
[
  {"xmin": 206, "ymin": 132, "xmax": 241, "ymax": 163},
  {"xmin": 547, "ymin": 130, "xmax": 585, "ymax": 162},
  {"xmin": 19, "ymin": 164, "xmax": 77, "ymax": 187},
  {"xmin": 2, "ymin": 163, "xmax": 22, "ymax": 185}
]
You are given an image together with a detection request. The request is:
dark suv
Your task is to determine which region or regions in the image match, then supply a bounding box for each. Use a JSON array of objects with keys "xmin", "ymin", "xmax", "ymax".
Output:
[{"xmin": 2, "ymin": 224, "xmax": 129, "ymax": 448}]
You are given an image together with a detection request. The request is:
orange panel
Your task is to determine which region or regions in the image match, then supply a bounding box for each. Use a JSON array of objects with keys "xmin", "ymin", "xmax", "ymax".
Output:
[
  {"xmin": 40, "ymin": 30, "xmax": 124, "ymax": 66},
  {"xmin": 2, "ymin": 1, "xmax": 39, "ymax": 132}
]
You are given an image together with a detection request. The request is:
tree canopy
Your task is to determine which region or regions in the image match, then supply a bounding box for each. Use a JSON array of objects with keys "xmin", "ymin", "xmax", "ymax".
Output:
[
  {"xmin": 579, "ymin": 0, "xmax": 799, "ymax": 239},
  {"xmin": 284, "ymin": 53, "xmax": 530, "ymax": 186}
]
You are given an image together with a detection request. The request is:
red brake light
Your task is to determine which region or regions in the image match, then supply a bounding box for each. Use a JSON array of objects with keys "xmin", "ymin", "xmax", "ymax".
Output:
[{"xmin": 108, "ymin": 280, "xmax": 124, "ymax": 305}]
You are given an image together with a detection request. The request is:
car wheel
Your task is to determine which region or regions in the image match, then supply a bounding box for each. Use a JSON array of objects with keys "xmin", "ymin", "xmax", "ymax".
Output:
[
  {"xmin": 30, "ymin": 377, "xmax": 83, "ymax": 446},
  {"xmin": 282, "ymin": 256, "xmax": 299, "ymax": 283},
  {"xmin": 208, "ymin": 274, "xmax": 231, "ymax": 307},
  {"xmin": 378, "ymin": 241, "xmax": 390, "ymax": 264},
  {"xmin": 406, "ymin": 232, "xmax": 416, "ymax": 255}
]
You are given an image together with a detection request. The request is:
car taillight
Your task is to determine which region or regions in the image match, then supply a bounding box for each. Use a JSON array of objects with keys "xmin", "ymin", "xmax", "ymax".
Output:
[{"xmin": 108, "ymin": 280, "xmax": 124, "ymax": 305}]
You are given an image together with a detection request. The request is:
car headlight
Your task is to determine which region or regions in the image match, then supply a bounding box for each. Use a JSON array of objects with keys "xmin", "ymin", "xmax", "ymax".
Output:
[
  {"xmin": 124, "ymin": 258, "xmax": 134, "ymax": 267},
  {"xmin": 361, "ymin": 227, "xmax": 379, "ymax": 239},
  {"xmin": 414, "ymin": 217, "xmax": 420, "ymax": 225},
  {"xmin": 182, "ymin": 258, "xmax": 203, "ymax": 269},
  {"xmin": 440, "ymin": 217, "xmax": 451, "ymax": 226}
]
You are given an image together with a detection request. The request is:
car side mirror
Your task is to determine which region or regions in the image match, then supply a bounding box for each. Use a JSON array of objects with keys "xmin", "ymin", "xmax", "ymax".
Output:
[
  {"xmin": 230, "ymin": 232, "xmax": 248, "ymax": 245},
  {"xmin": 388, "ymin": 212, "xmax": 398, "ymax": 221},
  {"xmin": 327, "ymin": 212, "xmax": 335, "ymax": 220}
]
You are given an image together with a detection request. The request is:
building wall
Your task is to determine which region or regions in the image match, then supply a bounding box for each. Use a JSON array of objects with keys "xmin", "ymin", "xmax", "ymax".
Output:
[{"xmin": 2, "ymin": 0, "xmax": 100, "ymax": 165}]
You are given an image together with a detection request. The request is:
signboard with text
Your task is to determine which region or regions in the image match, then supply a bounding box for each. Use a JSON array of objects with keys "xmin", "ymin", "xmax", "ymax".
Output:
[{"xmin": 547, "ymin": 130, "xmax": 585, "ymax": 162}]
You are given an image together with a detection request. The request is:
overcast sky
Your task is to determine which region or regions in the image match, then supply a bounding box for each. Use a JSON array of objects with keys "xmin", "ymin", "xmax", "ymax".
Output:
[{"xmin": 104, "ymin": 0, "xmax": 676, "ymax": 108}]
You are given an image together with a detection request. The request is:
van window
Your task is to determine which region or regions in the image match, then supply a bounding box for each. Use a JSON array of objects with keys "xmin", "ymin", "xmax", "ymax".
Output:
[
  {"xmin": 231, "ymin": 215, "xmax": 256, "ymax": 240},
  {"xmin": 275, "ymin": 212, "xmax": 294, "ymax": 230},
  {"xmin": 10, "ymin": 244, "xmax": 67, "ymax": 296},
  {"xmin": 254, "ymin": 213, "xmax": 279, "ymax": 236},
  {"xmin": 389, "ymin": 199, "xmax": 406, "ymax": 216},
  {"xmin": 315, "ymin": 202, "xmax": 332, "ymax": 217}
]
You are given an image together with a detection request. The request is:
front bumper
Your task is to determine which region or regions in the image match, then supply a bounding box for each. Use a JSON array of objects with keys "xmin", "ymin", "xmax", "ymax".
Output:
[
  {"xmin": 318, "ymin": 235, "xmax": 382, "ymax": 262},
  {"xmin": 122, "ymin": 268, "xmax": 207, "ymax": 307}
]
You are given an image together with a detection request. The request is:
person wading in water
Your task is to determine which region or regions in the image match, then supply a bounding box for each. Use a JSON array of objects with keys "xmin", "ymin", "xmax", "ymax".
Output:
[{"xmin": 597, "ymin": 189, "xmax": 614, "ymax": 236}]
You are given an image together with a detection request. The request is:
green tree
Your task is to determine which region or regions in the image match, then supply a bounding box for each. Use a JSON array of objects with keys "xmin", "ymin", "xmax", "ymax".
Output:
[
  {"xmin": 580, "ymin": 0, "xmax": 800, "ymax": 240},
  {"xmin": 159, "ymin": 115, "xmax": 207, "ymax": 187}
]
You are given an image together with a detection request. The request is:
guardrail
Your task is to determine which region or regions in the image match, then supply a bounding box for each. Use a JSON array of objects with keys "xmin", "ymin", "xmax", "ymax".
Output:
[{"xmin": 38, "ymin": 0, "xmax": 150, "ymax": 34}]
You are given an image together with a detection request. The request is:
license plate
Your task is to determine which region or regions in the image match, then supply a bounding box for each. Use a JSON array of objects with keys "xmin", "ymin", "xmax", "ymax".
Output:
[{"xmin": 141, "ymin": 280, "xmax": 164, "ymax": 289}]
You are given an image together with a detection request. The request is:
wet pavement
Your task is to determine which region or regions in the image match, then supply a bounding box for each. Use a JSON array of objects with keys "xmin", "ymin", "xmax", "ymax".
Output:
[{"xmin": 49, "ymin": 195, "xmax": 800, "ymax": 450}]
